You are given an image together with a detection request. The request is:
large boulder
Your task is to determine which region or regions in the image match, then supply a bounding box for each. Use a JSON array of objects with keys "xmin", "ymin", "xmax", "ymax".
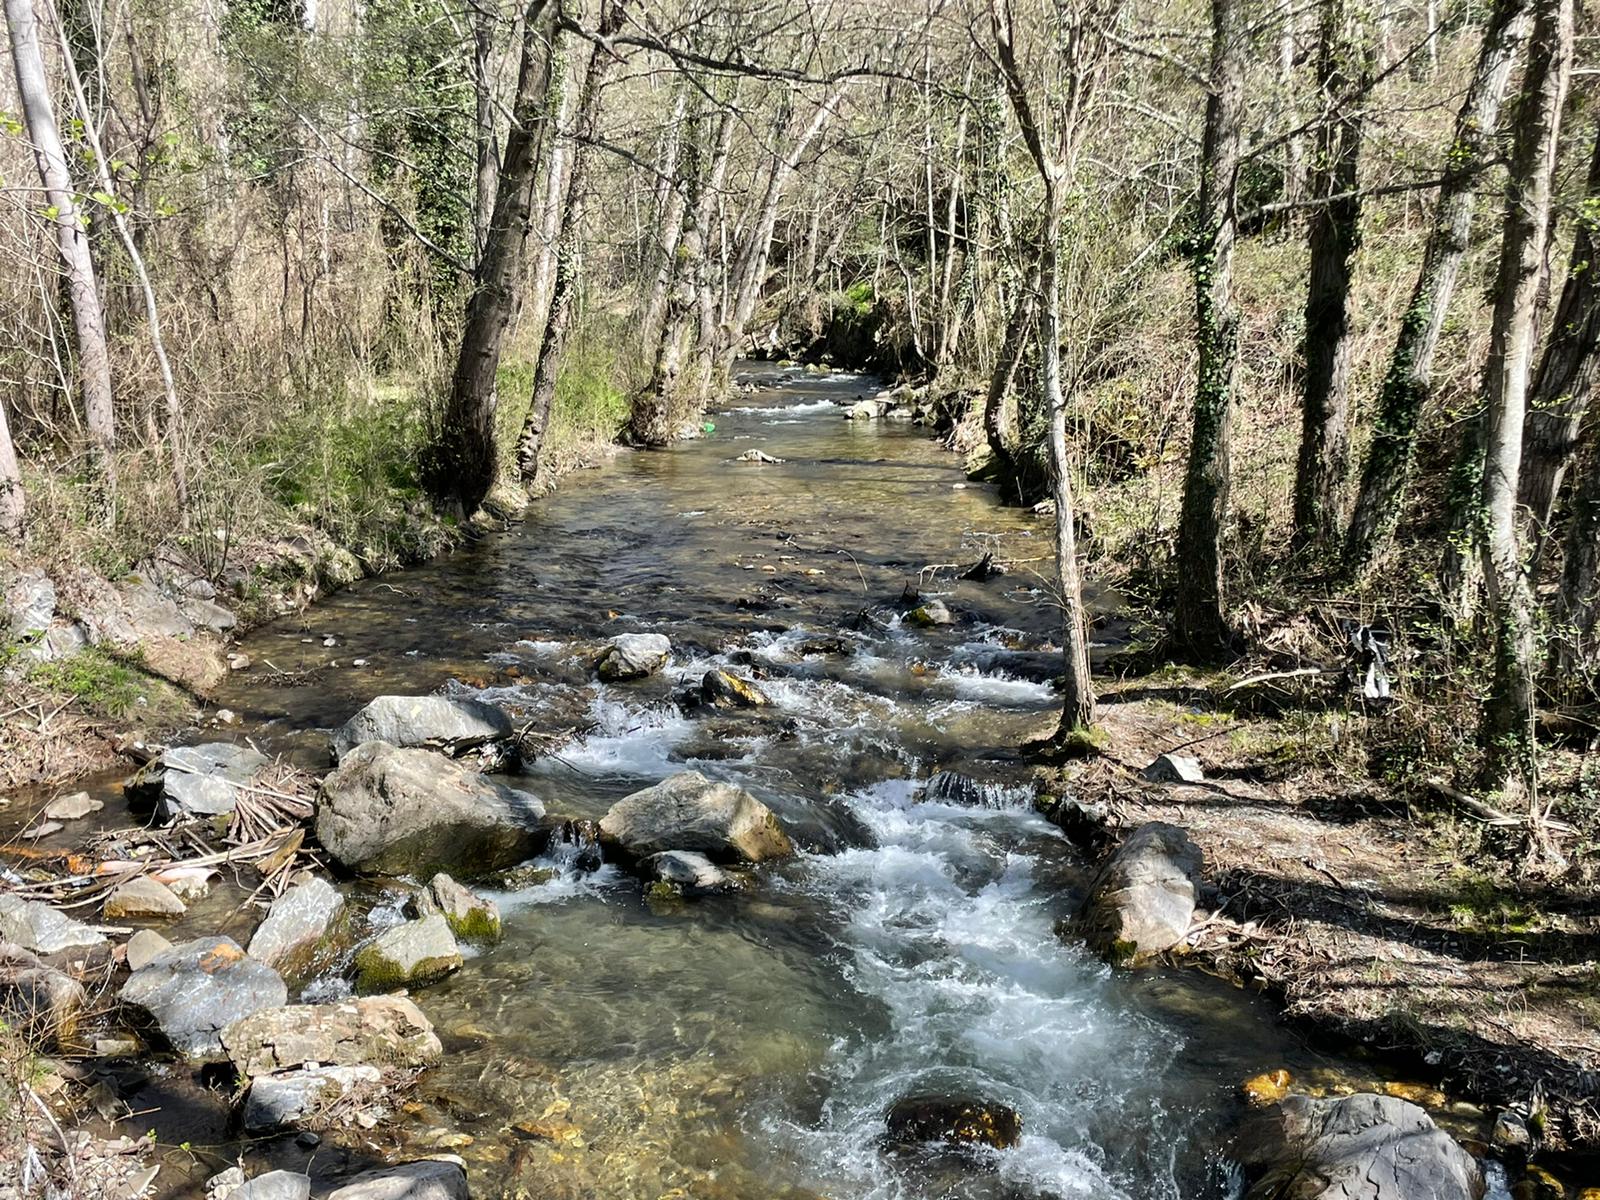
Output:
[
  {"xmin": 2, "ymin": 567, "xmax": 56, "ymax": 643},
  {"xmin": 247, "ymin": 877, "xmax": 347, "ymax": 983},
  {"xmin": 0, "ymin": 894, "xmax": 107, "ymax": 955},
  {"xmin": 315, "ymin": 742, "xmax": 545, "ymax": 877},
  {"xmin": 325, "ymin": 1160, "xmax": 469, "ymax": 1200},
  {"xmin": 1079, "ymin": 821, "xmax": 1204, "ymax": 965},
  {"xmin": 884, "ymin": 1095, "xmax": 1023, "ymax": 1153},
  {"xmin": 411, "ymin": 874, "xmax": 500, "ymax": 943},
  {"xmin": 599, "ymin": 771, "xmax": 794, "ymax": 863},
  {"xmin": 330, "ymin": 695, "xmax": 514, "ymax": 762},
  {"xmin": 595, "ymin": 633, "xmax": 671, "ymax": 681},
  {"xmin": 243, "ymin": 1064, "xmax": 384, "ymax": 1133},
  {"xmin": 222, "ymin": 995, "xmax": 442, "ymax": 1078},
  {"xmin": 1239, "ymin": 1093, "xmax": 1484, "ymax": 1200},
  {"xmin": 119, "ymin": 936, "xmax": 286, "ymax": 1059},
  {"xmin": 126, "ymin": 743, "xmax": 270, "ymax": 823},
  {"xmin": 0, "ymin": 944, "xmax": 86, "ymax": 1045},
  {"xmin": 353, "ymin": 916, "xmax": 462, "ymax": 993}
]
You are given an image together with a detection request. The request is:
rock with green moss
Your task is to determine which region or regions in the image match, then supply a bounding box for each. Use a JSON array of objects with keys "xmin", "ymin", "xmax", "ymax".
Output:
[
  {"xmin": 599, "ymin": 771, "xmax": 793, "ymax": 863},
  {"xmin": 905, "ymin": 600, "xmax": 954, "ymax": 628},
  {"xmin": 248, "ymin": 877, "xmax": 347, "ymax": 984},
  {"xmin": 353, "ymin": 916, "xmax": 461, "ymax": 994},
  {"xmin": 701, "ymin": 669, "xmax": 768, "ymax": 709},
  {"xmin": 412, "ymin": 874, "xmax": 501, "ymax": 943}
]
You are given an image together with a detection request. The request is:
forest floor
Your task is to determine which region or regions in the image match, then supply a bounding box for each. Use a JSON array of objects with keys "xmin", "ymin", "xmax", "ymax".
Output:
[{"xmin": 1042, "ymin": 677, "xmax": 1600, "ymax": 1160}]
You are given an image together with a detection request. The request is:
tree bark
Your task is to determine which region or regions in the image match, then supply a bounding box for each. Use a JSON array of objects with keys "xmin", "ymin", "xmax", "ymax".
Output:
[
  {"xmin": 641, "ymin": 86, "xmax": 690, "ymax": 345},
  {"xmin": 1549, "ymin": 423, "xmax": 1600, "ymax": 683},
  {"xmin": 1173, "ymin": 0, "xmax": 1245, "ymax": 661},
  {"xmin": 932, "ymin": 64, "xmax": 974, "ymax": 376},
  {"xmin": 1518, "ymin": 123, "xmax": 1600, "ymax": 538},
  {"xmin": 983, "ymin": 261, "xmax": 1039, "ymax": 500},
  {"xmin": 0, "ymin": 396, "xmax": 22, "ymax": 540},
  {"xmin": 1342, "ymin": 0, "xmax": 1530, "ymax": 572},
  {"xmin": 527, "ymin": 27, "xmax": 572, "ymax": 350},
  {"xmin": 430, "ymin": 0, "xmax": 554, "ymax": 513},
  {"xmin": 6, "ymin": 0, "xmax": 115, "ymax": 475},
  {"xmin": 514, "ymin": 0, "xmax": 627, "ymax": 486},
  {"xmin": 471, "ymin": 0, "xmax": 499, "ymax": 256},
  {"xmin": 1293, "ymin": 0, "xmax": 1366, "ymax": 549},
  {"xmin": 1476, "ymin": 0, "xmax": 1570, "ymax": 818}
]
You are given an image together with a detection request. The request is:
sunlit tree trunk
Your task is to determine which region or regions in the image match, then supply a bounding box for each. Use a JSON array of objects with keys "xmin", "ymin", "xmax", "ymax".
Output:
[
  {"xmin": 0, "ymin": 397, "xmax": 22, "ymax": 540},
  {"xmin": 932, "ymin": 62, "xmax": 974, "ymax": 376},
  {"xmin": 641, "ymin": 86, "xmax": 690, "ymax": 346},
  {"xmin": 6, "ymin": 0, "xmax": 115, "ymax": 479},
  {"xmin": 1549, "ymin": 426, "xmax": 1600, "ymax": 683},
  {"xmin": 1476, "ymin": 0, "xmax": 1570, "ymax": 836},
  {"xmin": 471, "ymin": 0, "xmax": 499, "ymax": 256},
  {"xmin": 1173, "ymin": 0, "xmax": 1245, "ymax": 661},
  {"xmin": 983, "ymin": 262, "xmax": 1039, "ymax": 500},
  {"xmin": 1342, "ymin": 0, "xmax": 1530, "ymax": 572},
  {"xmin": 527, "ymin": 28, "xmax": 572, "ymax": 349}
]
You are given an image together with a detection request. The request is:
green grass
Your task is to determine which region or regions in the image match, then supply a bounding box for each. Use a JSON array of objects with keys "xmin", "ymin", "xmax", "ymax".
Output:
[{"xmin": 27, "ymin": 647, "xmax": 186, "ymax": 724}]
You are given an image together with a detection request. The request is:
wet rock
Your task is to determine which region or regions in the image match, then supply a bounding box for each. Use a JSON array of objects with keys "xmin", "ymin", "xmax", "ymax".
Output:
[
  {"xmin": 1513, "ymin": 1166, "xmax": 1565, "ymax": 1200},
  {"xmin": 222, "ymin": 995, "xmax": 442, "ymax": 1077},
  {"xmin": 126, "ymin": 929, "xmax": 173, "ymax": 971},
  {"xmin": 329, "ymin": 694, "xmax": 515, "ymax": 762},
  {"xmin": 1240, "ymin": 1069, "xmax": 1292, "ymax": 1108},
  {"xmin": 796, "ymin": 635, "xmax": 852, "ymax": 657},
  {"xmin": 736, "ymin": 448, "xmax": 784, "ymax": 464},
  {"xmin": 316, "ymin": 742, "xmax": 545, "ymax": 877},
  {"xmin": 325, "ymin": 1159, "xmax": 469, "ymax": 1200},
  {"xmin": 44, "ymin": 791, "xmax": 102, "ymax": 821},
  {"xmin": 845, "ymin": 397, "xmax": 893, "ymax": 420},
  {"xmin": 0, "ymin": 944, "xmax": 86, "ymax": 1045},
  {"xmin": 104, "ymin": 876, "xmax": 187, "ymax": 920},
  {"xmin": 0, "ymin": 894, "xmax": 107, "ymax": 954},
  {"xmin": 3, "ymin": 566, "xmax": 56, "ymax": 641},
  {"xmin": 1039, "ymin": 795, "xmax": 1115, "ymax": 855},
  {"xmin": 1142, "ymin": 753, "xmax": 1205, "ymax": 784},
  {"xmin": 243, "ymin": 1064, "xmax": 384, "ymax": 1133},
  {"xmin": 702, "ymin": 668, "xmax": 769, "ymax": 708},
  {"xmin": 924, "ymin": 771, "xmax": 1000, "ymax": 807},
  {"xmin": 232, "ymin": 1170, "xmax": 312, "ymax": 1200},
  {"xmin": 353, "ymin": 915, "xmax": 462, "ymax": 993},
  {"xmin": 1492, "ymin": 1109, "xmax": 1532, "ymax": 1152},
  {"xmin": 1238, "ymin": 1093, "xmax": 1483, "ymax": 1200},
  {"xmin": 126, "ymin": 742, "xmax": 270, "ymax": 822},
  {"xmin": 1079, "ymin": 821, "xmax": 1204, "ymax": 965},
  {"xmin": 906, "ymin": 599, "xmax": 954, "ymax": 628},
  {"xmin": 884, "ymin": 1094, "xmax": 1023, "ymax": 1152},
  {"xmin": 599, "ymin": 771, "xmax": 794, "ymax": 863},
  {"xmin": 642, "ymin": 850, "xmax": 740, "ymax": 894},
  {"xmin": 553, "ymin": 818, "xmax": 604, "ymax": 871},
  {"xmin": 119, "ymin": 936, "xmax": 286, "ymax": 1059},
  {"xmin": 247, "ymin": 876, "xmax": 346, "ymax": 981},
  {"xmin": 22, "ymin": 820, "xmax": 62, "ymax": 840},
  {"xmin": 412, "ymin": 874, "xmax": 501, "ymax": 943},
  {"xmin": 595, "ymin": 632, "xmax": 671, "ymax": 681}
]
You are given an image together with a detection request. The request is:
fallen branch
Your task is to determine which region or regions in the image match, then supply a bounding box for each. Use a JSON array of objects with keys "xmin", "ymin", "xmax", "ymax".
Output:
[{"xmin": 1424, "ymin": 776, "xmax": 1574, "ymax": 833}]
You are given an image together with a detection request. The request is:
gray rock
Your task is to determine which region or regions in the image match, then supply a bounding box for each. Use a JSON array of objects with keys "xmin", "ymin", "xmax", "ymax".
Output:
[
  {"xmin": 325, "ymin": 1160, "xmax": 469, "ymax": 1200},
  {"xmin": 595, "ymin": 632, "xmax": 671, "ymax": 681},
  {"xmin": 243, "ymin": 1065, "xmax": 383, "ymax": 1133},
  {"xmin": 43, "ymin": 791, "xmax": 102, "ymax": 820},
  {"xmin": 114, "ymin": 576, "xmax": 196, "ymax": 640},
  {"xmin": 353, "ymin": 916, "xmax": 461, "ymax": 993},
  {"xmin": 1142, "ymin": 753, "xmax": 1205, "ymax": 784},
  {"xmin": 600, "ymin": 771, "xmax": 794, "ymax": 864},
  {"xmin": 642, "ymin": 850, "xmax": 739, "ymax": 893},
  {"xmin": 21, "ymin": 620, "xmax": 90, "ymax": 663},
  {"xmin": 233, "ymin": 1171, "xmax": 311, "ymax": 1200},
  {"xmin": 1240, "ymin": 1093, "xmax": 1484, "ymax": 1200},
  {"xmin": 126, "ymin": 929, "xmax": 173, "ymax": 971},
  {"xmin": 0, "ymin": 894, "xmax": 107, "ymax": 954},
  {"xmin": 1491, "ymin": 1109, "xmax": 1530, "ymax": 1151},
  {"xmin": 330, "ymin": 695, "xmax": 514, "ymax": 762},
  {"xmin": 207, "ymin": 1167, "xmax": 247, "ymax": 1200},
  {"xmin": 104, "ymin": 876, "xmax": 187, "ymax": 920},
  {"xmin": 316, "ymin": 742, "xmax": 545, "ymax": 877},
  {"xmin": 180, "ymin": 596, "xmax": 237, "ymax": 634},
  {"xmin": 119, "ymin": 936, "xmax": 286, "ymax": 1059},
  {"xmin": 22, "ymin": 820, "xmax": 62, "ymax": 840},
  {"xmin": 0, "ymin": 943, "xmax": 86, "ymax": 1045},
  {"xmin": 1080, "ymin": 822, "xmax": 1204, "ymax": 965},
  {"xmin": 414, "ymin": 874, "xmax": 500, "ymax": 942},
  {"xmin": 701, "ymin": 669, "xmax": 769, "ymax": 708},
  {"xmin": 222, "ymin": 995, "xmax": 442, "ymax": 1078},
  {"xmin": 905, "ymin": 599, "xmax": 954, "ymax": 628},
  {"xmin": 126, "ymin": 742, "xmax": 270, "ymax": 823},
  {"xmin": 3, "ymin": 567, "xmax": 56, "ymax": 642},
  {"xmin": 844, "ymin": 397, "xmax": 893, "ymax": 420},
  {"xmin": 247, "ymin": 877, "xmax": 346, "ymax": 981}
]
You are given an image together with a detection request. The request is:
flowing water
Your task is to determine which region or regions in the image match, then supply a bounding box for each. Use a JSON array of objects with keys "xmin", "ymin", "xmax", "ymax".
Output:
[{"xmin": 28, "ymin": 367, "xmax": 1411, "ymax": 1197}]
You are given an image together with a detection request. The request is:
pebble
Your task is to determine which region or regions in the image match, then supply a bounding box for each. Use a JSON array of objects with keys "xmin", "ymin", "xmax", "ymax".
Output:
[
  {"xmin": 227, "ymin": 653, "xmax": 252, "ymax": 671},
  {"xmin": 216, "ymin": 709, "xmax": 241, "ymax": 725}
]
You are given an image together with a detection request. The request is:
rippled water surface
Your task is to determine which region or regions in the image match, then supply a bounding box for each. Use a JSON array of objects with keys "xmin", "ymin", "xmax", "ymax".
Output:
[{"xmin": 188, "ymin": 366, "xmax": 1380, "ymax": 1199}]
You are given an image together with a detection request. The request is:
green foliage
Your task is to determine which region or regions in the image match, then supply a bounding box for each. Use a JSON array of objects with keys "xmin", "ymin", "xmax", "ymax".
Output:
[{"xmin": 27, "ymin": 648, "xmax": 181, "ymax": 723}]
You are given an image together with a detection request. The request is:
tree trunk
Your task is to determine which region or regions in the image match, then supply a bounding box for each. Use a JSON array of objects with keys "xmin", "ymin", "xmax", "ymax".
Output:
[
  {"xmin": 1476, "ymin": 0, "xmax": 1570, "ymax": 822},
  {"xmin": 933, "ymin": 65, "xmax": 974, "ymax": 375},
  {"xmin": 1342, "ymin": 0, "xmax": 1530, "ymax": 572},
  {"xmin": 1549, "ymin": 424, "xmax": 1600, "ymax": 684},
  {"xmin": 514, "ymin": 0, "xmax": 627, "ymax": 486},
  {"xmin": 471, "ymin": 0, "xmax": 499, "ymax": 256},
  {"xmin": 983, "ymin": 262, "xmax": 1039, "ymax": 500},
  {"xmin": 1518, "ymin": 124, "xmax": 1600, "ymax": 537},
  {"xmin": 1293, "ymin": 0, "xmax": 1366, "ymax": 548},
  {"xmin": 641, "ymin": 85, "xmax": 689, "ymax": 346},
  {"xmin": 6, "ymin": 0, "xmax": 115, "ymax": 475},
  {"xmin": 0, "ymin": 396, "xmax": 22, "ymax": 540},
  {"xmin": 526, "ymin": 28, "xmax": 572, "ymax": 347},
  {"xmin": 430, "ymin": 0, "xmax": 554, "ymax": 513},
  {"xmin": 1173, "ymin": 0, "xmax": 1245, "ymax": 661}
]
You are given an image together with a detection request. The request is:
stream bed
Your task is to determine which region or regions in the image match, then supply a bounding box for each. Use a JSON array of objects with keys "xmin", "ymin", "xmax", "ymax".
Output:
[{"xmin": 17, "ymin": 366, "xmax": 1428, "ymax": 1198}]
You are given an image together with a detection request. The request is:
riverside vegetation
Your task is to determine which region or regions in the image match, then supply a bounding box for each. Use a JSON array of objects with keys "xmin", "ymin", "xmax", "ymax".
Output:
[{"xmin": 2, "ymin": 0, "xmax": 1600, "ymax": 1197}]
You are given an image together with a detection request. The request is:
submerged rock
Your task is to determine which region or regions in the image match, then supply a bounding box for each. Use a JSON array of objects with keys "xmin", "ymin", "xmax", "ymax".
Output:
[
  {"xmin": 884, "ymin": 1094, "xmax": 1023, "ymax": 1152},
  {"xmin": 325, "ymin": 1160, "xmax": 469, "ymax": 1200},
  {"xmin": 126, "ymin": 743, "xmax": 270, "ymax": 823},
  {"xmin": 412, "ymin": 874, "xmax": 501, "ymax": 942},
  {"xmin": 329, "ymin": 694, "xmax": 514, "ymax": 762},
  {"xmin": 1240, "ymin": 1069, "xmax": 1293, "ymax": 1108},
  {"xmin": 243, "ymin": 1064, "xmax": 384, "ymax": 1133},
  {"xmin": 0, "ymin": 943, "xmax": 86, "ymax": 1045},
  {"xmin": 119, "ymin": 936, "xmax": 286, "ymax": 1059},
  {"xmin": 0, "ymin": 894, "xmax": 107, "ymax": 955},
  {"xmin": 103, "ymin": 876, "xmax": 187, "ymax": 920},
  {"xmin": 595, "ymin": 632, "xmax": 671, "ymax": 681},
  {"xmin": 43, "ymin": 791, "xmax": 102, "ymax": 821},
  {"xmin": 642, "ymin": 850, "xmax": 740, "ymax": 894},
  {"xmin": 1238, "ymin": 1093, "xmax": 1483, "ymax": 1200},
  {"xmin": 702, "ymin": 668, "xmax": 769, "ymax": 708},
  {"xmin": 599, "ymin": 771, "xmax": 794, "ymax": 863},
  {"xmin": 247, "ymin": 876, "xmax": 347, "ymax": 982},
  {"xmin": 316, "ymin": 742, "xmax": 545, "ymax": 877},
  {"xmin": 222, "ymin": 995, "xmax": 442, "ymax": 1078},
  {"xmin": 353, "ymin": 916, "xmax": 462, "ymax": 993},
  {"xmin": 1079, "ymin": 821, "xmax": 1204, "ymax": 965}
]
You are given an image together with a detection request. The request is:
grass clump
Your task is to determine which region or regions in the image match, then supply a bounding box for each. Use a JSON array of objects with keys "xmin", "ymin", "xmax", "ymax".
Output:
[{"xmin": 27, "ymin": 648, "xmax": 185, "ymax": 724}]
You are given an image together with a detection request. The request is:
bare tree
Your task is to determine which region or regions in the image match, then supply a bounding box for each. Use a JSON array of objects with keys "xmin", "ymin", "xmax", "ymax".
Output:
[{"xmin": 0, "ymin": 396, "xmax": 22, "ymax": 539}]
